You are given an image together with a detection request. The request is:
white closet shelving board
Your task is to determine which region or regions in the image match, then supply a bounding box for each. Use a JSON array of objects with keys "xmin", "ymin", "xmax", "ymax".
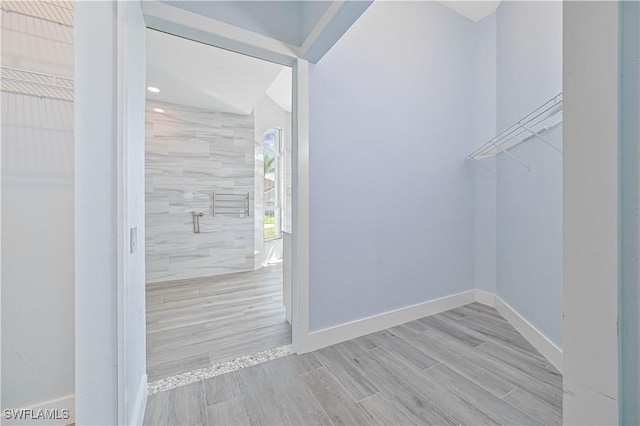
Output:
[
  {"xmin": 0, "ymin": 66, "xmax": 73, "ymax": 102},
  {"xmin": 1, "ymin": 0, "xmax": 74, "ymax": 58},
  {"xmin": 1, "ymin": 1, "xmax": 74, "ymax": 102},
  {"xmin": 0, "ymin": 0, "xmax": 73, "ymax": 27},
  {"xmin": 469, "ymin": 93, "xmax": 563, "ymax": 160}
]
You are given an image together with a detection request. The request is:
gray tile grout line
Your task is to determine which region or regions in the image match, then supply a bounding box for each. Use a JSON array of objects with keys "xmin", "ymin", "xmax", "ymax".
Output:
[
  {"xmin": 354, "ymin": 391, "xmax": 381, "ymax": 405},
  {"xmin": 500, "ymin": 384, "xmax": 559, "ymax": 425},
  {"xmin": 501, "ymin": 386, "xmax": 519, "ymax": 399},
  {"xmin": 199, "ymin": 380, "xmax": 209, "ymax": 425},
  {"xmin": 146, "ymin": 306, "xmax": 561, "ymax": 425},
  {"xmin": 372, "ymin": 342, "xmax": 475, "ymax": 425},
  {"xmin": 315, "ymin": 356, "xmax": 385, "ymax": 423},
  {"xmin": 393, "ymin": 320, "xmax": 554, "ymax": 423},
  {"xmin": 436, "ymin": 313, "xmax": 548, "ymax": 365},
  {"xmin": 299, "ymin": 367, "xmax": 341, "ymax": 424},
  {"xmin": 422, "ymin": 362, "xmax": 441, "ymax": 372}
]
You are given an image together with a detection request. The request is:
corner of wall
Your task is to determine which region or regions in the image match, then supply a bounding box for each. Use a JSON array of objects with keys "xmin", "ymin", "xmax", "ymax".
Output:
[
  {"xmin": 300, "ymin": 290, "xmax": 477, "ymax": 353},
  {"xmin": 130, "ymin": 374, "xmax": 148, "ymax": 426},
  {"xmin": 476, "ymin": 291, "xmax": 563, "ymax": 373},
  {"xmin": 475, "ymin": 290, "xmax": 496, "ymax": 307}
]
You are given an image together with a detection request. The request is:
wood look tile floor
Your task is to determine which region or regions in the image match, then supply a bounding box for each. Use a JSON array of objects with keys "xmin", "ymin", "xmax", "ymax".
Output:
[
  {"xmin": 144, "ymin": 303, "xmax": 563, "ymax": 425},
  {"xmin": 146, "ymin": 264, "xmax": 290, "ymax": 381}
]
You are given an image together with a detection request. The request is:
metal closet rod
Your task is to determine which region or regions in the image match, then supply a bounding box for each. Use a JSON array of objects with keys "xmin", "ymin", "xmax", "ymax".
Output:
[
  {"xmin": 468, "ymin": 93, "xmax": 563, "ymax": 165},
  {"xmin": 472, "ymin": 104, "xmax": 562, "ymax": 159}
]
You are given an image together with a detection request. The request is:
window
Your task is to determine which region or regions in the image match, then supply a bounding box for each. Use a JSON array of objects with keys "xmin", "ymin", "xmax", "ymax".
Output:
[{"xmin": 264, "ymin": 128, "xmax": 283, "ymax": 240}]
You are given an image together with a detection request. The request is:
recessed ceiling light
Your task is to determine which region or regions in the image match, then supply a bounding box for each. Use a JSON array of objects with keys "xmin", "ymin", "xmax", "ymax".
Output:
[
  {"xmin": 154, "ymin": 108, "xmax": 164, "ymax": 113},
  {"xmin": 147, "ymin": 86, "xmax": 160, "ymax": 93}
]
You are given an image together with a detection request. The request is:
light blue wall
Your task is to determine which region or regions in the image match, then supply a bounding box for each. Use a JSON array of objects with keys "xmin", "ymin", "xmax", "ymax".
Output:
[
  {"xmin": 308, "ymin": 1, "xmax": 480, "ymax": 331},
  {"xmin": 496, "ymin": 129, "xmax": 563, "ymax": 346},
  {"xmin": 472, "ymin": 13, "xmax": 497, "ymax": 295},
  {"xmin": 494, "ymin": 1, "xmax": 563, "ymax": 347},
  {"xmin": 619, "ymin": 2, "xmax": 640, "ymax": 423},
  {"xmin": 496, "ymin": 1, "xmax": 563, "ymax": 131}
]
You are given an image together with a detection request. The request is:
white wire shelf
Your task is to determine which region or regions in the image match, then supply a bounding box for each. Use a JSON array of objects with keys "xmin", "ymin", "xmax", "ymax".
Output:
[
  {"xmin": 468, "ymin": 93, "xmax": 563, "ymax": 171},
  {"xmin": 1, "ymin": 66, "xmax": 74, "ymax": 102},
  {"xmin": 0, "ymin": 0, "xmax": 73, "ymax": 27}
]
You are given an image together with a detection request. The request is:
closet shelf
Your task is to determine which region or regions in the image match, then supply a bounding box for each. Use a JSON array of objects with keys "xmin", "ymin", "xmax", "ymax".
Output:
[
  {"xmin": 467, "ymin": 93, "xmax": 563, "ymax": 169},
  {"xmin": 1, "ymin": 66, "xmax": 74, "ymax": 102},
  {"xmin": 0, "ymin": 0, "xmax": 73, "ymax": 27}
]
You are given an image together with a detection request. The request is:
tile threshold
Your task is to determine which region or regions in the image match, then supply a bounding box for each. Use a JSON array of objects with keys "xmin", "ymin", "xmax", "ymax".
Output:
[{"xmin": 148, "ymin": 344, "xmax": 292, "ymax": 394}]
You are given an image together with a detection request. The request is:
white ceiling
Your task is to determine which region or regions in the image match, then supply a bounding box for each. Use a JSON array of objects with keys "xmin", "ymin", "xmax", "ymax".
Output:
[
  {"xmin": 146, "ymin": 29, "xmax": 291, "ymax": 115},
  {"xmin": 266, "ymin": 68, "xmax": 292, "ymax": 112},
  {"xmin": 440, "ymin": 1, "xmax": 501, "ymax": 22},
  {"xmin": 146, "ymin": 1, "xmax": 497, "ymax": 115}
]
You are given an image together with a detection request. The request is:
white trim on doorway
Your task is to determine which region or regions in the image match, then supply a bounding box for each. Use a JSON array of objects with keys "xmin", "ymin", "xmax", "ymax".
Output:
[
  {"xmin": 131, "ymin": 373, "xmax": 148, "ymax": 426},
  {"xmin": 140, "ymin": 0, "xmax": 309, "ymax": 354},
  {"xmin": 141, "ymin": 1, "xmax": 300, "ymax": 66},
  {"xmin": 290, "ymin": 58, "xmax": 310, "ymax": 354}
]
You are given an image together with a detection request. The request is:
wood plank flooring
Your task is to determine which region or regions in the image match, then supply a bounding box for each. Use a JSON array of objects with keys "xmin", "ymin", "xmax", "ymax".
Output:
[
  {"xmin": 144, "ymin": 303, "xmax": 563, "ymax": 425},
  {"xmin": 146, "ymin": 264, "xmax": 290, "ymax": 381}
]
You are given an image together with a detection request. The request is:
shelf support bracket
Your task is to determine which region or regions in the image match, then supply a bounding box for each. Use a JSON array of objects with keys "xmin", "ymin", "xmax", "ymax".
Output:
[
  {"xmin": 519, "ymin": 123, "xmax": 563, "ymax": 154},
  {"xmin": 491, "ymin": 142, "xmax": 530, "ymax": 171}
]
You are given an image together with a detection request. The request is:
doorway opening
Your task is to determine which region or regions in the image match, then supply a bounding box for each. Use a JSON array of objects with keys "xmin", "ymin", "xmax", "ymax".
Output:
[{"xmin": 143, "ymin": 28, "xmax": 293, "ymax": 383}]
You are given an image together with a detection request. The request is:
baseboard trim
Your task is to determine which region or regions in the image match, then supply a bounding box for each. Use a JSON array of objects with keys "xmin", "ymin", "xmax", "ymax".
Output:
[
  {"xmin": 9, "ymin": 394, "xmax": 75, "ymax": 426},
  {"xmin": 478, "ymin": 293, "xmax": 563, "ymax": 373},
  {"xmin": 475, "ymin": 290, "xmax": 496, "ymax": 306},
  {"xmin": 298, "ymin": 288, "xmax": 562, "ymax": 373},
  {"xmin": 131, "ymin": 373, "xmax": 148, "ymax": 426},
  {"xmin": 300, "ymin": 290, "xmax": 477, "ymax": 353}
]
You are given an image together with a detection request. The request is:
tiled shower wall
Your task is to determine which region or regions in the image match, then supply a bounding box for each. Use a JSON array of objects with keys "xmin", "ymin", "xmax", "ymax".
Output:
[{"xmin": 145, "ymin": 101, "xmax": 256, "ymax": 283}]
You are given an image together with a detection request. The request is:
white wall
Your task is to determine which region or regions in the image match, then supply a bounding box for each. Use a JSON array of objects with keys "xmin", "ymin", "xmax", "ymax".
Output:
[
  {"xmin": 496, "ymin": 1, "xmax": 563, "ymax": 131},
  {"xmin": 75, "ymin": 1, "xmax": 147, "ymax": 423},
  {"xmin": 74, "ymin": 2, "xmax": 119, "ymax": 422},
  {"xmin": 563, "ymin": 1, "xmax": 619, "ymax": 423},
  {"xmin": 471, "ymin": 13, "xmax": 497, "ymax": 295},
  {"xmin": 493, "ymin": 1, "xmax": 563, "ymax": 347},
  {"xmin": 1, "ymin": 7, "xmax": 74, "ymax": 414},
  {"xmin": 308, "ymin": 1, "xmax": 478, "ymax": 332},
  {"xmin": 120, "ymin": 2, "xmax": 148, "ymax": 424},
  {"xmin": 496, "ymin": 128, "xmax": 562, "ymax": 347}
]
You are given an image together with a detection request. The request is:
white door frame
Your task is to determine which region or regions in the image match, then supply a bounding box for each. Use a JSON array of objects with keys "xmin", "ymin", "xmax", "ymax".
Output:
[
  {"xmin": 140, "ymin": 2, "xmax": 311, "ymax": 353},
  {"xmin": 562, "ymin": 2, "xmax": 620, "ymax": 423}
]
